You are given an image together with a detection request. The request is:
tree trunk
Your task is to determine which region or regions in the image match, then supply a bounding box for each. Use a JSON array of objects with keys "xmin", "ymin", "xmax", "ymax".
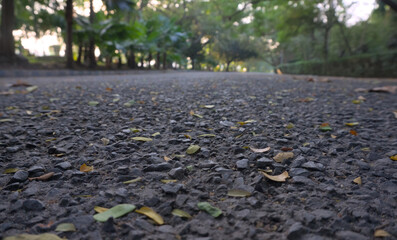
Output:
[
  {"xmin": 162, "ymin": 52, "xmax": 167, "ymax": 70},
  {"xmin": 148, "ymin": 52, "xmax": 152, "ymax": 70},
  {"xmin": 140, "ymin": 55, "xmax": 144, "ymax": 69},
  {"xmin": 156, "ymin": 52, "xmax": 161, "ymax": 70},
  {"xmin": 127, "ymin": 49, "xmax": 137, "ymax": 69},
  {"xmin": 88, "ymin": 0, "xmax": 96, "ymax": 68},
  {"xmin": 191, "ymin": 58, "xmax": 195, "ymax": 70},
  {"xmin": 226, "ymin": 61, "xmax": 231, "ymax": 72},
  {"xmin": 65, "ymin": 0, "xmax": 74, "ymax": 69},
  {"xmin": 338, "ymin": 22, "xmax": 352, "ymax": 55},
  {"xmin": 118, "ymin": 55, "xmax": 122, "ymax": 69},
  {"xmin": 323, "ymin": 27, "xmax": 330, "ymax": 60},
  {"xmin": 76, "ymin": 43, "xmax": 83, "ymax": 65},
  {"xmin": 0, "ymin": 0, "xmax": 15, "ymax": 63}
]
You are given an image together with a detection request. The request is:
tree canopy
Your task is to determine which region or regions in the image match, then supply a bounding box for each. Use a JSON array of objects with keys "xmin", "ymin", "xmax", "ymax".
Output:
[{"xmin": 0, "ymin": 0, "xmax": 396, "ymax": 72}]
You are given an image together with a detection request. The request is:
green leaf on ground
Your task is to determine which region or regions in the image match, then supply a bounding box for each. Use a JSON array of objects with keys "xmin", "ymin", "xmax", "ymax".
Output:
[
  {"xmin": 88, "ymin": 101, "xmax": 99, "ymax": 106},
  {"xmin": 197, "ymin": 202, "xmax": 222, "ymax": 218},
  {"xmin": 93, "ymin": 204, "xmax": 136, "ymax": 222},
  {"xmin": 55, "ymin": 223, "xmax": 76, "ymax": 232},
  {"xmin": 3, "ymin": 168, "xmax": 19, "ymax": 174},
  {"xmin": 4, "ymin": 233, "xmax": 63, "ymax": 240},
  {"xmin": 123, "ymin": 177, "xmax": 142, "ymax": 184},
  {"xmin": 123, "ymin": 100, "xmax": 135, "ymax": 107},
  {"xmin": 227, "ymin": 189, "xmax": 251, "ymax": 197},
  {"xmin": 172, "ymin": 209, "xmax": 192, "ymax": 219},
  {"xmin": 186, "ymin": 145, "xmax": 200, "ymax": 154}
]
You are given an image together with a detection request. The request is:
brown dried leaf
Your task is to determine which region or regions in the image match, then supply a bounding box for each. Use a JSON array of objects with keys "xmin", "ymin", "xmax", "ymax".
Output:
[
  {"xmin": 29, "ymin": 172, "xmax": 54, "ymax": 181},
  {"xmin": 374, "ymin": 229, "xmax": 391, "ymax": 237},
  {"xmin": 353, "ymin": 176, "xmax": 362, "ymax": 185},
  {"xmin": 273, "ymin": 152, "xmax": 294, "ymax": 163},
  {"xmin": 369, "ymin": 86, "xmax": 397, "ymax": 94},
  {"xmin": 261, "ymin": 171, "xmax": 289, "ymax": 182},
  {"xmin": 281, "ymin": 147, "xmax": 293, "ymax": 151},
  {"xmin": 80, "ymin": 163, "xmax": 94, "ymax": 172}
]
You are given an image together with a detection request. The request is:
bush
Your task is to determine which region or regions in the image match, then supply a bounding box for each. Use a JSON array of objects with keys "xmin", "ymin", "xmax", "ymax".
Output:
[{"xmin": 277, "ymin": 51, "xmax": 397, "ymax": 78}]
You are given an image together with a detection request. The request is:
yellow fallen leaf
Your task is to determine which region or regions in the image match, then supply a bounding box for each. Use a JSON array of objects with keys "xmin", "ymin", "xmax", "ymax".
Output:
[
  {"xmin": 393, "ymin": 111, "xmax": 397, "ymax": 119},
  {"xmin": 4, "ymin": 233, "xmax": 63, "ymax": 240},
  {"xmin": 123, "ymin": 177, "xmax": 142, "ymax": 184},
  {"xmin": 161, "ymin": 179, "xmax": 177, "ymax": 183},
  {"xmin": 276, "ymin": 69, "xmax": 283, "ymax": 75},
  {"xmin": 273, "ymin": 152, "xmax": 294, "ymax": 163},
  {"xmin": 164, "ymin": 156, "xmax": 171, "ymax": 161},
  {"xmin": 353, "ymin": 176, "xmax": 362, "ymax": 185},
  {"xmin": 152, "ymin": 132, "xmax": 160, "ymax": 137},
  {"xmin": 390, "ymin": 155, "xmax": 397, "ymax": 161},
  {"xmin": 249, "ymin": 146, "xmax": 270, "ymax": 153},
  {"xmin": 135, "ymin": 206, "xmax": 164, "ymax": 225},
  {"xmin": 131, "ymin": 137, "xmax": 153, "ymax": 142},
  {"xmin": 261, "ymin": 171, "xmax": 289, "ymax": 182},
  {"xmin": 374, "ymin": 229, "xmax": 391, "ymax": 237},
  {"xmin": 80, "ymin": 163, "xmax": 94, "ymax": 172},
  {"xmin": 331, "ymin": 134, "xmax": 337, "ymax": 139},
  {"xmin": 94, "ymin": 206, "xmax": 109, "ymax": 213},
  {"xmin": 345, "ymin": 122, "xmax": 359, "ymax": 127}
]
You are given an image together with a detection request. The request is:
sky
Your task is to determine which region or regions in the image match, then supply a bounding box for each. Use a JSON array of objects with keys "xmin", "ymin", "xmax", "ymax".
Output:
[{"xmin": 14, "ymin": 0, "xmax": 377, "ymax": 56}]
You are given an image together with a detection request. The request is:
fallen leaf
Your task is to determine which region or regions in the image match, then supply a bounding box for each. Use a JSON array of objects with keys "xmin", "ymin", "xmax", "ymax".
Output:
[
  {"xmin": 261, "ymin": 171, "xmax": 289, "ymax": 182},
  {"xmin": 163, "ymin": 156, "xmax": 171, "ymax": 161},
  {"xmin": 237, "ymin": 119, "xmax": 256, "ymax": 126},
  {"xmin": 171, "ymin": 209, "xmax": 192, "ymax": 219},
  {"xmin": 361, "ymin": 147, "xmax": 370, "ymax": 152},
  {"xmin": 3, "ymin": 233, "xmax": 63, "ymax": 240},
  {"xmin": 369, "ymin": 85, "xmax": 397, "ymax": 94},
  {"xmin": 197, "ymin": 202, "xmax": 222, "ymax": 218},
  {"xmin": 11, "ymin": 80, "xmax": 32, "ymax": 87},
  {"xmin": 297, "ymin": 97, "xmax": 314, "ymax": 102},
  {"xmin": 186, "ymin": 145, "xmax": 200, "ymax": 155},
  {"xmin": 123, "ymin": 177, "xmax": 142, "ymax": 184},
  {"xmin": 350, "ymin": 130, "xmax": 358, "ymax": 136},
  {"xmin": 101, "ymin": 138, "xmax": 110, "ymax": 145},
  {"xmin": 94, "ymin": 206, "xmax": 109, "ymax": 213},
  {"xmin": 161, "ymin": 179, "xmax": 177, "ymax": 183},
  {"xmin": 123, "ymin": 100, "xmax": 135, "ymax": 107},
  {"xmin": 132, "ymin": 137, "xmax": 153, "ymax": 142},
  {"xmin": 250, "ymin": 146, "xmax": 270, "ymax": 153},
  {"xmin": 273, "ymin": 152, "xmax": 294, "ymax": 163},
  {"xmin": 353, "ymin": 176, "xmax": 362, "ymax": 185},
  {"xmin": 193, "ymin": 113, "xmax": 203, "ymax": 118},
  {"xmin": 286, "ymin": 123, "xmax": 294, "ymax": 129},
  {"xmin": 201, "ymin": 105, "xmax": 215, "ymax": 109},
  {"xmin": 3, "ymin": 168, "xmax": 19, "ymax": 174},
  {"xmin": 276, "ymin": 69, "xmax": 283, "ymax": 75},
  {"xmin": 393, "ymin": 111, "xmax": 397, "ymax": 119},
  {"xmin": 135, "ymin": 206, "xmax": 164, "ymax": 225},
  {"xmin": 29, "ymin": 172, "xmax": 54, "ymax": 181},
  {"xmin": 198, "ymin": 134, "xmax": 216, "ymax": 138},
  {"xmin": 80, "ymin": 163, "xmax": 94, "ymax": 172},
  {"xmin": 227, "ymin": 189, "xmax": 251, "ymax": 197},
  {"xmin": 105, "ymin": 87, "xmax": 113, "ymax": 92},
  {"xmin": 374, "ymin": 229, "xmax": 391, "ymax": 237},
  {"xmin": 88, "ymin": 101, "xmax": 99, "ymax": 106},
  {"xmin": 93, "ymin": 204, "xmax": 136, "ymax": 222},
  {"xmin": 26, "ymin": 85, "xmax": 38, "ymax": 93},
  {"xmin": 152, "ymin": 132, "xmax": 160, "ymax": 137},
  {"xmin": 331, "ymin": 134, "xmax": 337, "ymax": 139},
  {"xmin": 281, "ymin": 147, "xmax": 293, "ymax": 151},
  {"xmin": 0, "ymin": 118, "xmax": 13, "ymax": 122},
  {"xmin": 319, "ymin": 123, "xmax": 332, "ymax": 132},
  {"xmin": 345, "ymin": 122, "xmax": 359, "ymax": 127},
  {"xmin": 55, "ymin": 223, "xmax": 76, "ymax": 232},
  {"xmin": 390, "ymin": 155, "xmax": 397, "ymax": 161},
  {"xmin": 352, "ymin": 100, "xmax": 362, "ymax": 104},
  {"xmin": 358, "ymin": 96, "xmax": 366, "ymax": 101},
  {"xmin": 130, "ymin": 128, "xmax": 141, "ymax": 133}
]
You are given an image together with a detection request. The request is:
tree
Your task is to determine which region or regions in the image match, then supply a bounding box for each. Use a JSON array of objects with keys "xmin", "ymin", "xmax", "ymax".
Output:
[
  {"xmin": 0, "ymin": 0, "xmax": 15, "ymax": 63},
  {"xmin": 65, "ymin": 0, "xmax": 74, "ymax": 68}
]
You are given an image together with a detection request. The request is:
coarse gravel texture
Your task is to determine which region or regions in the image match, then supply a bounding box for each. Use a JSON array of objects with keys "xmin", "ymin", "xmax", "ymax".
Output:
[{"xmin": 0, "ymin": 72, "xmax": 397, "ymax": 240}]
